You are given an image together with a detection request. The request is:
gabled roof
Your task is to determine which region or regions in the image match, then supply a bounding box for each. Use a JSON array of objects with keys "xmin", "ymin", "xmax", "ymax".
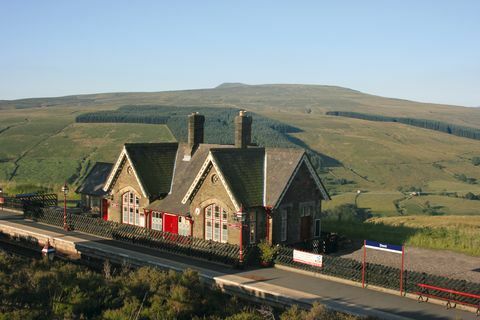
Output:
[
  {"xmin": 103, "ymin": 143, "xmax": 178, "ymax": 199},
  {"xmin": 76, "ymin": 162, "xmax": 113, "ymax": 196},
  {"xmin": 147, "ymin": 143, "xmax": 234, "ymax": 214},
  {"xmin": 268, "ymin": 152, "xmax": 331, "ymax": 209},
  {"xmin": 181, "ymin": 146, "xmax": 330, "ymax": 212},
  {"xmin": 210, "ymin": 148, "xmax": 264, "ymax": 208},
  {"xmin": 264, "ymin": 148, "xmax": 305, "ymax": 206}
]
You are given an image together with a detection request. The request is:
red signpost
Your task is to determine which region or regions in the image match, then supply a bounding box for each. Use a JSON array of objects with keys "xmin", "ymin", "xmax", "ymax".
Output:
[{"xmin": 362, "ymin": 240, "xmax": 405, "ymax": 295}]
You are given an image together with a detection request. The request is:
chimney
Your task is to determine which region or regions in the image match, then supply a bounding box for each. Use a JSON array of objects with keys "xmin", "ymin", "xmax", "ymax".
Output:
[
  {"xmin": 184, "ymin": 112, "xmax": 205, "ymax": 160},
  {"xmin": 235, "ymin": 110, "xmax": 252, "ymax": 148}
]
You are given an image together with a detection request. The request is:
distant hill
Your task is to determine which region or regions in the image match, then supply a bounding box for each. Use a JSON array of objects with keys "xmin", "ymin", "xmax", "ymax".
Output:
[
  {"xmin": 2, "ymin": 83, "xmax": 480, "ymax": 128},
  {"xmin": 1, "ymin": 83, "xmax": 480, "ymax": 219}
]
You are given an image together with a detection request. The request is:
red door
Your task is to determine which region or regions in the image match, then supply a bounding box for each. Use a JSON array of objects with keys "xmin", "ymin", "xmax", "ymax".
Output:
[
  {"xmin": 102, "ymin": 199, "xmax": 109, "ymax": 221},
  {"xmin": 164, "ymin": 213, "xmax": 178, "ymax": 234}
]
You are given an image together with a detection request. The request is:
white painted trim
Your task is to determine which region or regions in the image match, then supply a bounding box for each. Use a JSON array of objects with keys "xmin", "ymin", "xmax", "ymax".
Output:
[
  {"xmin": 182, "ymin": 153, "xmax": 213, "ymax": 204},
  {"xmin": 124, "ymin": 150, "xmax": 148, "ymax": 198},
  {"xmin": 102, "ymin": 146, "xmax": 148, "ymax": 198},
  {"xmin": 168, "ymin": 148, "xmax": 180, "ymax": 195},
  {"xmin": 181, "ymin": 152, "xmax": 241, "ymax": 211},
  {"xmin": 273, "ymin": 154, "xmax": 330, "ymax": 209},
  {"xmin": 303, "ymin": 155, "xmax": 330, "ymax": 201},
  {"xmin": 103, "ymin": 147, "xmax": 127, "ymax": 193},
  {"xmin": 263, "ymin": 151, "xmax": 267, "ymax": 207}
]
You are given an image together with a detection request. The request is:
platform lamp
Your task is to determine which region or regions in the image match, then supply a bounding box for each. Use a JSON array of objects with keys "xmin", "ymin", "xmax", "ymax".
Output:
[
  {"xmin": 355, "ymin": 189, "xmax": 361, "ymax": 207},
  {"xmin": 61, "ymin": 182, "xmax": 69, "ymax": 231},
  {"xmin": 0, "ymin": 187, "xmax": 3, "ymax": 210},
  {"xmin": 41, "ymin": 239, "xmax": 56, "ymax": 261}
]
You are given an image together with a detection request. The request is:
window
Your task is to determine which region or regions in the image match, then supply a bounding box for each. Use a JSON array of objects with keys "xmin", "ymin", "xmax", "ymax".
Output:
[
  {"xmin": 301, "ymin": 204, "xmax": 313, "ymax": 217},
  {"xmin": 152, "ymin": 212, "xmax": 162, "ymax": 231},
  {"xmin": 122, "ymin": 191, "xmax": 144, "ymax": 227},
  {"xmin": 204, "ymin": 204, "xmax": 228, "ymax": 243},
  {"xmin": 249, "ymin": 211, "xmax": 257, "ymax": 244},
  {"xmin": 280, "ymin": 208, "xmax": 288, "ymax": 242},
  {"xmin": 178, "ymin": 216, "xmax": 191, "ymax": 236},
  {"xmin": 315, "ymin": 219, "xmax": 321, "ymax": 238}
]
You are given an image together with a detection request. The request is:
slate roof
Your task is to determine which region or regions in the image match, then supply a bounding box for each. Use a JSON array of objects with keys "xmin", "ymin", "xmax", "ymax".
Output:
[
  {"xmin": 264, "ymin": 148, "xmax": 305, "ymax": 207},
  {"xmin": 147, "ymin": 143, "xmax": 234, "ymax": 214},
  {"xmin": 76, "ymin": 162, "xmax": 113, "ymax": 196},
  {"xmin": 210, "ymin": 148, "xmax": 265, "ymax": 208},
  {"xmin": 111, "ymin": 140, "xmax": 331, "ymax": 215},
  {"xmin": 124, "ymin": 143, "xmax": 178, "ymax": 198}
]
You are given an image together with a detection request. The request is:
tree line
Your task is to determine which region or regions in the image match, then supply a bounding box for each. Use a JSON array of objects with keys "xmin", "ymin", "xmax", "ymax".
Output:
[
  {"xmin": 76, "ymin": 105, "xmax": 331, "ymax": 171},
  {"xmin": 326, "ymin": 111, "xmax": 480, "ymax": 141}
]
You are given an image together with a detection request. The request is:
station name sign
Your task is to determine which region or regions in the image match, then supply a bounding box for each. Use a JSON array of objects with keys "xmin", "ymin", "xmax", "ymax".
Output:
[
  {"xmin": 293, "ymin": 249, "xmax": 323, "ymax": 267},
  {"xmin": 365, "ymin": 240, "xmax": 403, "ymax": 254}
]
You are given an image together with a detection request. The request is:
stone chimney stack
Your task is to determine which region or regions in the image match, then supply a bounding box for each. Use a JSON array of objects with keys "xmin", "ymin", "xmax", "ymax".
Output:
[
  {"xmin": 184, "ymin": 112, "xmax": 205, "ymax": 160},
  {"xmin": 235, "ymin": 110, "xmax": 252, "ymax": 148}
]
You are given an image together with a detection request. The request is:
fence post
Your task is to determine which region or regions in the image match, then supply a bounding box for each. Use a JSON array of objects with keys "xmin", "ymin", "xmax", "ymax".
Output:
[
  {"xmin": 400, "ymin": 245, "xmax": 405, "ymax": 296},
  {"xmin": 362, "ymin": 240, "xmax": 366, "ymax": 288}
]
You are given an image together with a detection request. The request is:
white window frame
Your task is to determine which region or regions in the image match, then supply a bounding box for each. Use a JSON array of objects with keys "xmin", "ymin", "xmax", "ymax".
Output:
[
  {"xmin": 122, "ymin": 191, "xmax": 144, "ymax": 227},
  {"xmin": 249, "ymin": 211, "xmax": 257, "ymax": 244},
  {"xmin": 152, "ymin": 212, "xmax": 163, "ymax": 231},
  {"xmin": 300, "ymin": 201, "xmax": 316, "ymax": 217},
  {"xmin": 205, "ymin": 204, "xmax": 228, "ymax": 243}
]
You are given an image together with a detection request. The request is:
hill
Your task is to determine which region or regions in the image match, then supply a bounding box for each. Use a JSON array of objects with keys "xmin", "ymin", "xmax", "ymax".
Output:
[{"xmin": 1, "ymin": 83, "xmax": 480, "ymax": 219}]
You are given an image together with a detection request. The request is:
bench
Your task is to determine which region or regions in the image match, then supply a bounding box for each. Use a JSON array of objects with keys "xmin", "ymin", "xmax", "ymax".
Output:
[{"xmin": 415, "ymin": 283, "xmax": 480, "ymax": 316}]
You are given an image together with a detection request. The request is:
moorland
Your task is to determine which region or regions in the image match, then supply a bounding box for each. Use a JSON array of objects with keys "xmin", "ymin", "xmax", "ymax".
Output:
[{"xmin": 1, "ymin": 83, "xmax": 480, "ymax": 254}]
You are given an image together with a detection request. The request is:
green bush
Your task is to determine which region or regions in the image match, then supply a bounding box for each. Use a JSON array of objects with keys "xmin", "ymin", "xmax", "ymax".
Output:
[
  {"xmin": 258, "ymin": 239, "xmax": 278, "ymax": 265},
  {"xmin": 324, "ymin": 204, "xmax": 371, "ymax": 222}
]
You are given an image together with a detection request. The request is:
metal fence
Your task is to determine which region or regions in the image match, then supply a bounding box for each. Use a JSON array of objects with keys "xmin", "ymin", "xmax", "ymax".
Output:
[
  {"xmin": 24, "ymin": 206, "xmax": 253, "ymax": 267},
  {"xmin": 2, "ymin": 193, "xmax": 58, "ymax": 210},
  {"xmin": 275, "ymin": 246, "xmax": 480, "ymax": 306}
]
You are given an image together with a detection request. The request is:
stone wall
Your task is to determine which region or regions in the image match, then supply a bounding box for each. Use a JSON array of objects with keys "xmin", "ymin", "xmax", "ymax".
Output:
[
  {"xmin": 188, "ymin": 165, "xmax": 245, "ymax": 246},
  {"xmin": 273, "ymin": 162, "xmax": 323, "ymax": 244},
  {"xmin": 107, "ymin": 159, "xmax": 150, "ymax": 225}
]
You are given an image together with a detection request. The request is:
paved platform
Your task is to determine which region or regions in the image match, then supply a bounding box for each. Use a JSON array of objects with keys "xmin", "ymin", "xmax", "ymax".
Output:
[{"xmin": 0, "ymin": 209, "xmax": 476, "ymax": 320}]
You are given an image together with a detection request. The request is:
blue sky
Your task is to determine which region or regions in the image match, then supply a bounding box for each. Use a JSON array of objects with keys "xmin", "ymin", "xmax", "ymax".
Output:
[{"xmin": 1, "ymin": 1, "xmax": 479, "ymax": 106}]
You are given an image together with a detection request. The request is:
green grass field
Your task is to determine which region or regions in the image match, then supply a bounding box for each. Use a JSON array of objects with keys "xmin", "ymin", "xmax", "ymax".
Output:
[
  {"xmin": 323, "ymin": 215, "xmax": 480, "ymax": 256},
  {"xmin": 0, "ymin": 107, "xmax": 174, "ymax": 195},
  {"xmin": 1, "ymin": 83, "xmax": 480, "ymax": 255}
]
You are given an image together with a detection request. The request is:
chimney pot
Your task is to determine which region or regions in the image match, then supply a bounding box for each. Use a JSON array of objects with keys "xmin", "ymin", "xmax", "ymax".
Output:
[
  {"xmin": 235, "ymin": 110, "xmax": 252, "ymax": 148},
  {"xmin": 184, "ymin": 112, "xmax": 205, "ymax": 160}
]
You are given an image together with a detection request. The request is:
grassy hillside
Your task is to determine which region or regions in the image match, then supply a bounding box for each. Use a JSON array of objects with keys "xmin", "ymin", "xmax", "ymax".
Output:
[
  {"xmin": 0, "ymin": 106, "xmax": 174, "ymax": 195},
  {"xmin": 1, "ymin": 83, "xmax": 479, "ymax": 217}
]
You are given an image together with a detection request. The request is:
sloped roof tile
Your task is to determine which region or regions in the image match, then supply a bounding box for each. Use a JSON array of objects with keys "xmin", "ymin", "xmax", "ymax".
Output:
[
  {"xmin": 124, "ymin": 143, "xmax": 178, "ymax": 198},
  {"xmin": 76, "ymin": 162, "xmax": 113, "ymax": 196}
]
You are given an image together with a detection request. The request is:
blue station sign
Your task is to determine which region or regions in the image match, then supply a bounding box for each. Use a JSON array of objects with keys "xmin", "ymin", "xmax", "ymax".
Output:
[{"xmin": 365, "ymin": 240, "xmax": 403, "ymax": 254}]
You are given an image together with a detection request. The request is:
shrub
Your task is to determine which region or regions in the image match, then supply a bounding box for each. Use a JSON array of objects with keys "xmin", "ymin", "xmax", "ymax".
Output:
[
  {"xmin": 325, "ymin": 204, "xmax": 371, "ymax": 222},
  {"xmin": 472, "ymin": 156, "xmax": 480, "ymax": 166},
  {"xmin": 258, "ymin": 239, "xmax": 278, "ymax": 266}
]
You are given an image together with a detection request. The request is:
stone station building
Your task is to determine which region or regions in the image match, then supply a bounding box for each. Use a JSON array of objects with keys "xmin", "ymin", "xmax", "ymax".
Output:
[{"xmin": 82, "ymin": 111, "xmax": 330, "ymax": 247}]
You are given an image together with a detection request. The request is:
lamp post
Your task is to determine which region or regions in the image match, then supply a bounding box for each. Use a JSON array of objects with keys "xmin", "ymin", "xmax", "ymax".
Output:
[
  {"xmin": 234, "ymin": 209, "xmax": 247, "ymax": 266},
  {"xmin": 41, "ymin": 239, "xmax": 56, "ymax": 261},
  {"xmin": 355, "ymin": 190, "xmax": 361, "ymax": 207},
  {"xmin": 61, "ymin": 182, "xmax": 69, "ymax": 231},
  {"xmin": 0, "ymin": 187, "xmax": 4, "ymax": 211}
]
